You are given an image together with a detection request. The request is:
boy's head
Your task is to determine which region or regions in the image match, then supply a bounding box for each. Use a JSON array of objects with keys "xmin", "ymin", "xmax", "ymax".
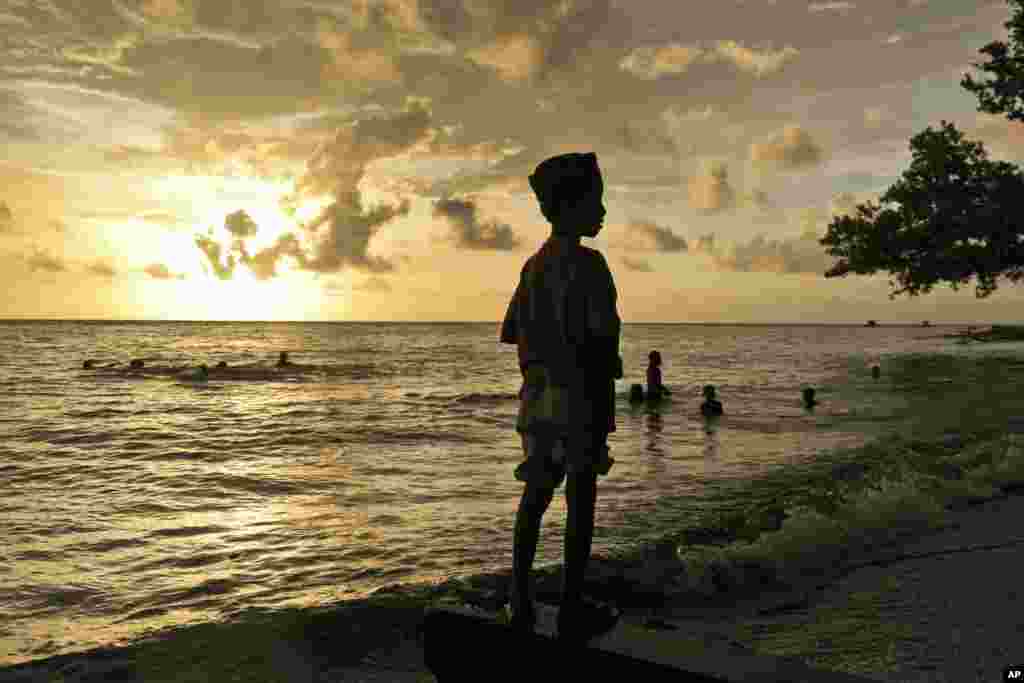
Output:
[
  {"xmin": 803, "ymin": 387, "xmax": 816, "ymax": 401},
  {"xmin": 702, "ymin": 384, "xmax": 716, "ymax": 398},
  {"xmin": 648, "ymin": 350, "xmax": 661, "ymax": 365},
  {"xmin": 529, "ymin": 152, "xmax": 605, "ymax": 238}
]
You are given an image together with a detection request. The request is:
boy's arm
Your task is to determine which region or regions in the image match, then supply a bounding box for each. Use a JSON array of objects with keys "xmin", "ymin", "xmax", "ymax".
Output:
[
  {"xmin": 585, "ymin": 251, "xmax": 621, "ymax": 375},
  {"xmin": 500, "ymin": 281, "xmax": 521, "ymax": 345}
]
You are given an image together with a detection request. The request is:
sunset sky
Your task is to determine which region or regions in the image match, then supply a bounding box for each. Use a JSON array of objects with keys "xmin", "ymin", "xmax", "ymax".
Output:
[{"xmin": 2, "ymin": 0, "xmax": 1024, "ymax": 322}]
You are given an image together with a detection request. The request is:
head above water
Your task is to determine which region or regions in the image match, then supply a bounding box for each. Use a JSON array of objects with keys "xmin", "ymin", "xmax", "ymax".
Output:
[
  {"xmin": 216, "ymin": 361, "xmax": 227, "ymax": 369},
  {"xmin": 648, "ymin": 350, "xmax": 662, "ymax": 365},
  {"xmin": 529, "ymin": 152, "xmax": 605, "ymax": 239},
  {"xmin": 83, "ymin": 359, "xmax": 95, "ymax": 369},
  {"xmin": 130, "ymin": 359, "xmax": 144, "ymax": 368},
  {"xmin": 702, "ymin": 384, "xmax": 716, "ymax": 398},
  {"xmin": 803, "ymin": 387, "xmax": 816, "ymax": 401},
  {"xmin": 278, "ymin": 351, "xmax": 289, "ymax": 365}
]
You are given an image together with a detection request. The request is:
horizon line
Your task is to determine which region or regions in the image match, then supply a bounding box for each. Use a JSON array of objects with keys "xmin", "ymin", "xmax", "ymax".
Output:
[{"xmin": 0, "ymin": 318, "xmax": 1014, "ymax": 326}]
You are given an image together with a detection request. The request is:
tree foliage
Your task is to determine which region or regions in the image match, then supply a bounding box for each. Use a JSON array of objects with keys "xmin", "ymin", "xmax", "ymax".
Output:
[{"xmin": 820, "ymin": 0, "xmax": 1024, "ymax": 299}]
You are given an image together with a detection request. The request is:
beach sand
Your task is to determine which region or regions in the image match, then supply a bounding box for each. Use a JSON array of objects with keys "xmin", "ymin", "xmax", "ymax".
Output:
[{"xmin": 3, "ymin": 488, "xmax": 1022, "ymax": 682}]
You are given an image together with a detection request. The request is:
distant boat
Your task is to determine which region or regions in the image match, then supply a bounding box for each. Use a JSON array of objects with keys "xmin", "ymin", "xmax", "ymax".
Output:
[{"xmin": 866, "ymin": 320, "xmax": 878, "ymax": 327}]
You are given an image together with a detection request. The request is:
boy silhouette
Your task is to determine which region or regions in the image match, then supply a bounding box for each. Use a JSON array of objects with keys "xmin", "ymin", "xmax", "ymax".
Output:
[{"xmin": 500, "ymin": 152, "xmax": 622, "ymax": 643}]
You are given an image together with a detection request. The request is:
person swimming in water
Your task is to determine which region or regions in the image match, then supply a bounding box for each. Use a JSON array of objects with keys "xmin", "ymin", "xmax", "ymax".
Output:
[
  {"xmin": 179, "ymin": 364, "xmax": 209, "ymax": 382},
  {"xmin": 700, "ymin": 384, "xmax": 723, "ymax": 417},
  {"xmin": 83, "ymin": 359, "xmax": 95, "ymax": 369},
  {"xmin": 646, "ymin": 351, "xmax": 671, "ymax": 402},
  {"xmin": 277, "ymin": 351, "xmax": 292, "ymax": 367},
  {"xmin": 129, "ymin": 359, "xmax": 145, "ymax": 369},
  {"xmin": 802, "ymin": 387, "xmax": 818, "ymax": 410},
  {"xmin": 215, "ymin": 361, "xmax": 228, "ymax": 369}
]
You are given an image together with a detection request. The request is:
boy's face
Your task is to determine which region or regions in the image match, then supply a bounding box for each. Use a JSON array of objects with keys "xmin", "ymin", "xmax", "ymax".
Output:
[{"xmin": 565, "ymin": 174, "xmax": 605, "ymax": 238}]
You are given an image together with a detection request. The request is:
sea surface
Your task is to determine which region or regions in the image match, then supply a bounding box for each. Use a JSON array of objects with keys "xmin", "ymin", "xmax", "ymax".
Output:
[{"xmin": 1, "ymin": 320, "xmax": 1020, "ymax": 664}]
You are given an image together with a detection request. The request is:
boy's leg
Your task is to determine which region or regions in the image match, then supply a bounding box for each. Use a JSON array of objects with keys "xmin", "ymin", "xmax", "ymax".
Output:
[
  {"xmin": 561, "ymin": 433, "xmax": 600, "ymax": 609},
  {"xmin": 511, "ymin": 434, "xmax": 559, "ymax": 615}
]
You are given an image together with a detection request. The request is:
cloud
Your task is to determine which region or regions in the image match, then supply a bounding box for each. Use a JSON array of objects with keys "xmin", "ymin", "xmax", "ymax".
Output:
[
  {"xmin": 808, "ymin": 2, "xmax": 856, "ymax": 12},
  {"xmin": 624, "ymin": 219, "xmax": 688, "ymax": 252},
  {"xmin": 144, "ymin": 262, "xmax": 186, "ymax": 280},
  {"xmin": 316, "ymin": 17, "xmax": 402, "ymax": 85},
  {"xmin": 829, "ymin": 191, "xmax": 860, "ymax": 218},
  {"xmin": 863, "ymin": 107, "xmax": 886, "ymax": 129},
  {"xmin": 750, "ymin": 125, "xmax": 825, "ymax": 169},
  {"xmin": 432, "ymin": 196, "xmax": 522, "ymax": 250},
  {"xmin": 466, "ymin": 34, "xmax": 543, "ymax": 82},
  {"xmin": 286, "ymin": 97, "xmax": 433, "ymax": 274},
  {"xmin": 712, "ymin": 40, "xmax": 800, "ymax": 78},
  {"xmin": 690, "ymin": 230, "xmax": 838, "ymax": 275},
  {"xmin": 195, "ymin": 233, "xmax": 237, "ymax": 280},
  {"xmin": 87, "ymin": 260, "xmax": 116, "ymax": 278},
  {"xmin": 224, "ymin": 209, "xmax": 258, "ymax": 238},
  {"xmin": 688, "ymin": 160, "xmax": 736, "ymax": 213},
  {"xmin": 353, "ymin": 275, "xmax": 392, "ymax": 292},
  {"xmin": 621, "ymin": 255, "xmax": 654, "ymax": 272},
  {"xmin": 618, "ymin": 43, "xmax": 705, "ymax": 80},
  {"xmin": 0, "ymin": 202, "xmax": 12, "ymax": 232},
  {"xmin": 619, "ymin": 41, "xmax": 798, "ymax": 80},
  {"xmin": 236, "ymin": 232, "xmax": 305, "ymax": 280},
  {"xmin": 26, "ymin": 249, "xmax": 67, "ymax": 273}
]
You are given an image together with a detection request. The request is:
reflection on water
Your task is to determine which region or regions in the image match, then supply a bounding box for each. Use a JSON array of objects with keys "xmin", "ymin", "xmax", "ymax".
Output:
[{"xmin": 5, "ymin": 321, "xmax": 1024, "ymax": 664}]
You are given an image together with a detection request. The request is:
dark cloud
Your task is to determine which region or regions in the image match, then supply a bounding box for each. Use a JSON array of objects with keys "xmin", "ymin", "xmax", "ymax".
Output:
[
  {"xmin": 144, "ymin": 262, "xmax": 185, "ymax": 280},
  {"xmin": 236, "ymin": 232, "xmax": 305, "ymax": 280},
  {"xmin": 621, "ymin": 255, "xmax": 654, "ymax": 272},
  {"xmin": 432, "ymin": 196, "xmax": 522, "ymax": 251},
  {"xmin": 626, "ymin": 219, "xmax": 688, "ymax": 252},
  {"xmin": 26, "ymin": 249, "xmax": 67, "ymax": 273},
  {"xmin": 87, "ymin": 260, "xmax": 116, "ymax": 278},
  {"xmin": 290, "ymin": 98, "xmax": 432, "ymax": 274},
  {"xmin": 750, "ymin": 125, "xmax": 825, "ymax": 170},
  {"xmin": 195, "ymin": 233, "xmax": 237, "ymax": 280},
  {"xmin": 300, "ymin": 194, "xmax": 406, "ymax": 273},
  {"xmin": 224, "ymin": 208, "xmax": 258, "ymax": 238}
]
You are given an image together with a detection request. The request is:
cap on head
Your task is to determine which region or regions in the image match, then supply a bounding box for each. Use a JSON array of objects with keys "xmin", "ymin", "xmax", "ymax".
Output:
[{"xmin": 529, "ymin": 152, "xmax": 601, "ymax": 227}]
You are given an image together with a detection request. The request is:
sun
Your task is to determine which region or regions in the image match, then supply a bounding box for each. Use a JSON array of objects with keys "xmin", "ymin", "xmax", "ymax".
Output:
[{"xmin": 142, "ymin": 173, "xmax": 333, "ymax": 320}]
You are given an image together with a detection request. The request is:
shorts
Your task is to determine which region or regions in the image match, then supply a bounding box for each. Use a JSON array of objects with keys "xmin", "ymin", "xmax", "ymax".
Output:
[{"xmin": 514, "ymin": 431, "xmax": 610, "ymax": 488}]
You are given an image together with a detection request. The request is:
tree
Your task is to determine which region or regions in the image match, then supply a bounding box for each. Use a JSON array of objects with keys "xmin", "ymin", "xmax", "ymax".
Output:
[{"xmin": 820, "ymin": 0, "xmax": 1024, "ymax": 299}]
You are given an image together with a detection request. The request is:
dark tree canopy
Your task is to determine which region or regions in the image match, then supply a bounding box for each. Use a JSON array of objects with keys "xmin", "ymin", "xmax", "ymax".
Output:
[
  {"xmin": 820, "ymin": 0, "xmax": 1024, "ymax": 299},
  {"xmin": 961, "ymin": 0, "xmax": 1024, "ymax": 122}
]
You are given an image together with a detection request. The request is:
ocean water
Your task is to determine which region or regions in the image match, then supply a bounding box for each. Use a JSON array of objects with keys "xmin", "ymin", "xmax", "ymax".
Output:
[{"xmin": 0, "ymin": 320, "xmax": 1013, "ymax": 664}]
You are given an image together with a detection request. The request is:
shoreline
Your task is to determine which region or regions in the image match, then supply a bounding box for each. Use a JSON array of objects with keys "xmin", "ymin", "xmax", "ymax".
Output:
[{"xmin": 4, "ymin": 423, "xmax": 1024, "ymax": 682}]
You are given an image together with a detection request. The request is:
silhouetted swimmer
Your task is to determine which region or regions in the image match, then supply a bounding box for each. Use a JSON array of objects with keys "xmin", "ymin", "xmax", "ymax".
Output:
[
  {"xmin": 700, "ymin": 385, "xmax": 724, "ymax": 417},
  {"xmin": 130, "ymin": 359, "xmax": 145, "ymax": 369},
  {"xmin": 629, "ymin": 383, "xmax": 645, "ymax": 403},
  {"xmin": 83, "ymin": 359, "xmax": 95, "ymax": 369},
  {"xmin": 215, "ymin": 361, "xmax": 228, "ymax": 369},
  {"xmin": 646, "ymin": 350, "xmax": 671, "ymax": 401},
  {"xmin": 277, "ymin": 351, "xmax": 292, "ymax": 367},
  {"xmin": 802, "ymin": 387, "xmax": 818, "ymax": 410},
  {"xmin": 871, "ymin": 364, "xmax": 881, "ymax": 380},
  {"xmin": 179, "ymin": 364, "xmax": 209, "ymax": 382}
]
